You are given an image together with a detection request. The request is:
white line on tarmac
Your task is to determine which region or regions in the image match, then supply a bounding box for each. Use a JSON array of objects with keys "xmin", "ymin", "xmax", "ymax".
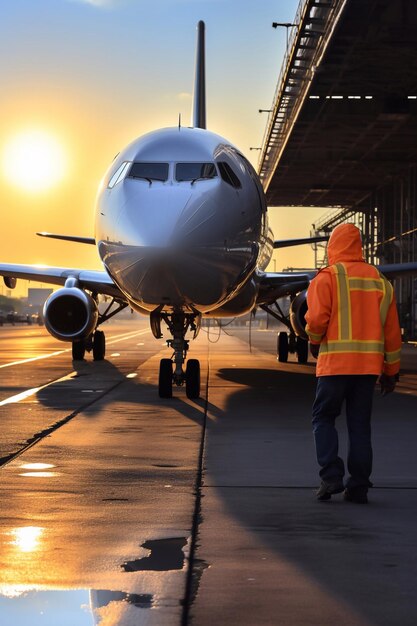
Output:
[
  {"xmin": 0, "ymin": 372, "xmax": 76, "ymax": 407},
  {"xmin": 0, "ymin": 350, "xmax": 68, "ymax": 369},
  {"xmin": 105, "ymin": 328, "xmax": 150, "ymax": 345},
  {"xmin": 0, "ymin": 328, "xmax": 150, "ymax": 369}
]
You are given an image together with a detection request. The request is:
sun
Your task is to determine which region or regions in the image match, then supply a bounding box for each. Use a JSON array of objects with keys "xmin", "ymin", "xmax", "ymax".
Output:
[{"xmin": 2, "ymin": 129, "xmax": 67, "ymax": 192}]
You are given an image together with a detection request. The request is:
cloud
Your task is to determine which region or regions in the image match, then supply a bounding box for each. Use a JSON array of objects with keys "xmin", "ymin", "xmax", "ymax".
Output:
[
  {"xmin": 177, "ymin": 92, "xmax": 192, "ymax": 101},
  {"xmin": 68, "ymin": 0, "xmax": 117, "ymax": 7}
]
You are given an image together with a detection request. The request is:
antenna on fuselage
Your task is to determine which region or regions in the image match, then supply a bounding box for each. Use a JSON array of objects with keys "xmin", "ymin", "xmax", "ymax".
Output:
[{"xmin": 192, "ymin": 20, "xmax": 206, "ymax": 129}]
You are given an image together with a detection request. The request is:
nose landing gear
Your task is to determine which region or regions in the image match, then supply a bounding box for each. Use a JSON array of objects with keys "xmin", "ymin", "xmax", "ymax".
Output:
[{"xmin": 154, "ymin": 310, "xmax": 201, "ymax": 399}]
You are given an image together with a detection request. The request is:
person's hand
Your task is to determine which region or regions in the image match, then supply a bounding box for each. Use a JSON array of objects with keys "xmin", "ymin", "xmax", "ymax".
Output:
[
  {"xmin": 379, "ymin": 373, "xmax": 397, "ymax": 396},
  {"xmin": 310, "ymin": 343, "xmax": 320, "ymax": 359}
]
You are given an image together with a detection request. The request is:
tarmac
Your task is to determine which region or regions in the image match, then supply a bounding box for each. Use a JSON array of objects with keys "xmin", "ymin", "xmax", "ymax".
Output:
[{"xmin": 0, "ymin": 319, "xmax": 416, "ymax": 625}]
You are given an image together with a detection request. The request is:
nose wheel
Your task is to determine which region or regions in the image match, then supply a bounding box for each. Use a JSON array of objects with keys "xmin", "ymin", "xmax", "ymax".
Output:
[
  {"xmin": 185, "ymin": 359, "xmax": 200, "ymax": 399},
  {"xmin": 155, "ymin": 310, "xmax": 201, "ymax": 399},
  {"xmin": 159, "ymin": 358, "xmax": 173, "ymax": 398},
  {"xmin": 158, "ymin": 357, "xmax": 200, "ymax": 399}
]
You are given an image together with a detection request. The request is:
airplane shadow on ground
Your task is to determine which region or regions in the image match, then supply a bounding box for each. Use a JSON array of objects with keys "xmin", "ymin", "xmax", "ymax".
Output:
[
  {"xmin": 32, "ymin": 357, "xmax": 417, "ymax": 624},
  {"xmin": 35, "ymin": 356, "xmax": 210, "ymax": 426}
]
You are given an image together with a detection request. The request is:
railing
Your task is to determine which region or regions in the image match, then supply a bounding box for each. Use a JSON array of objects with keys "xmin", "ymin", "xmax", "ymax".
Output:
[{"xmin": 258, "ymin": 0, "xmax": 348, "ymax": 193}]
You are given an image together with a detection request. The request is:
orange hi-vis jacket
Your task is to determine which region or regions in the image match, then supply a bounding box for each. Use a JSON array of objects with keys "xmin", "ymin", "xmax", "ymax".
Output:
[{"xmin": 305, "ymin": 223, "xmax": 402, "ymax": 377}]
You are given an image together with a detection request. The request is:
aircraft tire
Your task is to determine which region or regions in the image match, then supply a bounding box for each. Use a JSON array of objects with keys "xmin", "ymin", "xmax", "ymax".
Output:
[
  {"xmin": 72, "ymin": 340, "xmax": 86, "ymax": 361},
  {"xmin": 93, "ymin": 330, "xmax": 106, "ymax": 361},
  {"xmin": 296, "ymin": 336, "xmax": 308, "ymax": 364},
  {"xmin": 277, "ymin": 331, "xmax": 289, "ymax": 363},
  {"xmin": 186, "ymin": 359, "xmax": 200, "ymax": 399},
  {"xmin": 159, "ymin": 358, "xmax": 173, "ymax": 398}
]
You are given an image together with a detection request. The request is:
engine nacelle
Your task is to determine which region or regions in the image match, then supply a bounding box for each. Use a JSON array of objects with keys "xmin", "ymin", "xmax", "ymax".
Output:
[
  {"xmin": 43, "ymin": 287, "xmax": 98, "ymax": 342},
  {"xmin": 289, "ymin": 289, "xmax": 308, "ymax": 340},
  {"xmin": 204, "ymin": 279, "xmax": 258, "ymax": 318}
]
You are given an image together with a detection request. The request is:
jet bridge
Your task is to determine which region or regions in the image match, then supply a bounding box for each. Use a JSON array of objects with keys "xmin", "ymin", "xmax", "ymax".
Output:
[{"xmin": 258, "ymin": 0, "xmax": 417, "ymax": 338}]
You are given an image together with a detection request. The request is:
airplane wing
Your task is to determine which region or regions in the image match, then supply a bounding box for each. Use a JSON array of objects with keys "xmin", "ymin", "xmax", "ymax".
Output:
[
  {"xmin": 273, "ymin": 236, "xmax": 328, "ymax": 249},
  {"xmin": 36, "ymin": 232, "xmax": 96, "ymax": 245},
  {"xmin": 256, "ymin": 261, "xmax": 417, "ymax": 306},
  {"xmin": 0, "ymin": 263, "xmax": 125, "ymax": 300},
  {"xmin": 256, "ymin": 271, "xmax": 316, "ymax": 305},
  {"xmin": 377, "ymin": 262, "xmax": 417, "ymax": 278}
]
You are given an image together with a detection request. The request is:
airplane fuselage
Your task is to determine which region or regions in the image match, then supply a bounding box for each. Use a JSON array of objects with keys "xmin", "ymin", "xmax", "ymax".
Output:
[{"xmin": 95, "ymin": 127, "xmax": 272, "ymax": 317}]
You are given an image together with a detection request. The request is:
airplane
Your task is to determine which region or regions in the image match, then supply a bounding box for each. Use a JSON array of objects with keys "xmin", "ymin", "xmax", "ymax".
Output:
[{"xmin": 0, "ymin": 21, "xmax": 415, "ymax": 400}]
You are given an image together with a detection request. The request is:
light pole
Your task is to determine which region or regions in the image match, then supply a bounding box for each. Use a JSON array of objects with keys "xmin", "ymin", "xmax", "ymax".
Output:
[{"xmin": 272, "ymin": 22, "xmax": 298, "ymax": 54}]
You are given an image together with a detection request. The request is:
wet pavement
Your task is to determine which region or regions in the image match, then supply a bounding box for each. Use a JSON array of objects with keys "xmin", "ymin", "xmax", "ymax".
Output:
[{"xmin": 0, "ymin": 320, "xmax": 416, "ymax": 625}]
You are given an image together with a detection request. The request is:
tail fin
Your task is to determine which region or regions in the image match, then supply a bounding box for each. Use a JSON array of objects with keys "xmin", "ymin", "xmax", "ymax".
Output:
[{"xmin": 192, "ymin": 21, "xmax": 206, "ymax": 129}]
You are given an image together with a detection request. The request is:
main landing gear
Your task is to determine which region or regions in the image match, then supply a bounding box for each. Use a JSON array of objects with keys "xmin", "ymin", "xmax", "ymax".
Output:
[
  {"xmin": 72, "ymin": 329, "xmax": 106, "ymax": 361},
  {"xmin": 277, "ymin": 331, "xmax": 308, "ymax": 364},
  {"xmin": 260, "ymin": 302, "xmax": 309, "ymax": 364},
  {"xmin": 71, "ymin": 297, "xmax": 127, "ymax": 362},
  {"xmin": 152, "ymin": 309, "xmax": 201, "ymax": 399}
]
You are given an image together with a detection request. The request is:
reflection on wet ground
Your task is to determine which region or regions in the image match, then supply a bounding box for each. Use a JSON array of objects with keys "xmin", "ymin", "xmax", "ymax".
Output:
[
  {"xmin": 0, "ymin": 588, "xmax": 154, "ymax": 625},
  {"xmin": 8, "ymin": 526, "xmax": 44, "ymax": 553},
  {"xmin": 122, "ymin": 537, "xmax": 187, "ymax": 572}
]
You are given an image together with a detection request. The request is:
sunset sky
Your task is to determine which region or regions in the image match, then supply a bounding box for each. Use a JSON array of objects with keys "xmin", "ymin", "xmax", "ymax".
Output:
[{"xmin": 0, "ymin": 0, "xmax": 326, "ymax": 296}]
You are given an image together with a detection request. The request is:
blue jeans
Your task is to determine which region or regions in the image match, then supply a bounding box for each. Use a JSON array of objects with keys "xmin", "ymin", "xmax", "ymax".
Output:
[{"xmin": 312, "ymin": 375, "xmax": 378, "ymax": 489}]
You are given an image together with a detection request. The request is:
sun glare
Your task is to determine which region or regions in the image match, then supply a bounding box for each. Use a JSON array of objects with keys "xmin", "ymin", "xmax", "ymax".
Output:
[{"xmin": 2, "ymin": 129, "xmax": 67, "ymax": 192}]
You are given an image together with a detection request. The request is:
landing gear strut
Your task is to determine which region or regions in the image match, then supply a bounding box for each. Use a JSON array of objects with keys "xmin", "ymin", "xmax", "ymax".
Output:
[
  {"xmin": 155, "ymin": 310, "xmax": 201, "ymax": 399},
  {"xmin": 71, "ymin": 297, "xmax": 126, "ymax": 362}
]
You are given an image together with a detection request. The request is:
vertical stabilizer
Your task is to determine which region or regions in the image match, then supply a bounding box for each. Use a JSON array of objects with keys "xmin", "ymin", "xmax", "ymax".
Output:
[{"xmin": 192, "ymin": 21, "xmax": 206, "ymax": 129}]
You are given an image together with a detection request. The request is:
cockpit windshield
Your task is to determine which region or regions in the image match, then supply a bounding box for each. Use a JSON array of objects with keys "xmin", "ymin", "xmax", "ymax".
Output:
[
  {"xmin": 175, "ymin": 162, "xmax": 217, "ymax": 182},
  {"xmin": 128, "ymin": 162, "xmax": 169, "ymax": 182}
]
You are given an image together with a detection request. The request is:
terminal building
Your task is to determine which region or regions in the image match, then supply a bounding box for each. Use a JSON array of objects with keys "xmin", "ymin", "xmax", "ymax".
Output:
[{"xmin": 258, "ymin": 0, "xmax": 417, "ymax": 339}]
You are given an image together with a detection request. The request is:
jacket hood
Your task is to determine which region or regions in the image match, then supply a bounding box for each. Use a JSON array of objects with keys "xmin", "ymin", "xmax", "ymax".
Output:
[{"xmin": 327, "ymin": 223, "xmax": 364, "ymax": 265}]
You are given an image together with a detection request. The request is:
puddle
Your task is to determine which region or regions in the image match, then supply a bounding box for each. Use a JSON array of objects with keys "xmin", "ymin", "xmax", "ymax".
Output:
[
  {"xmin": 0, "ymin": 588, "xmax": 154, "ymax": 624},
  {"xmin": 122, "ymin": 537, "xmax": 187, "ymax": 572},
  {"xmin": 187, "ymin": 558, "xmax": 210, "ymax": 605},
  {"xmin": 18, "ymin": 472, "xmax": 59, "ymax": 478},
  {"xmin": 93, "ymin": 589, "xmax": 153, "ymax": 609},
  {"xmin": 7, "ymin": 526, "xmax": 44, "ymax": 553},
  {"xmin": 18, "ymin": 463, "xmax": 59, "ymax": 478},
  {"xmin": 152, "ymin": 464, "xmax": 179, "ymax": 468},
  {"xmin": 20, "ymin": 463, "xmax": 55, "ymax": 470}
]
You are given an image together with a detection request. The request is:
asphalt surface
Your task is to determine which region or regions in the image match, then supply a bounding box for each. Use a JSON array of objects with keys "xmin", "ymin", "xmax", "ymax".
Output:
[{"xmin": 0, "ymin": 318, "xmax": 416, "ymax": 625}]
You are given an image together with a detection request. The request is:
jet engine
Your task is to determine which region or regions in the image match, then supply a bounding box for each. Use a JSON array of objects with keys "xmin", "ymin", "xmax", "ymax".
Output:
[
  {"xmin": 289, "ymin": 289, "xmax": 308, "ymax": 340},
  {"xmin": 43, "ymin": 286, "xmax": 98, "ymax": 342}
]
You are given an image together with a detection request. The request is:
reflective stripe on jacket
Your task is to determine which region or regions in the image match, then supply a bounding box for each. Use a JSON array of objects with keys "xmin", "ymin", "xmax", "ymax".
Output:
[{"xmin": 305, "ymin": 224, "xmax": 401, "ymax": 377}]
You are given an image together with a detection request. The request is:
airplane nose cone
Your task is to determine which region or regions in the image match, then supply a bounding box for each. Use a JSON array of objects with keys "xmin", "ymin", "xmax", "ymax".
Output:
[
  {"xmin": 103, "ymin": 244, "xmax": 232, "ymax": 310},
  {"xmin": 100, "ymin": 180, "xmax": 253, "ymax": 311}
]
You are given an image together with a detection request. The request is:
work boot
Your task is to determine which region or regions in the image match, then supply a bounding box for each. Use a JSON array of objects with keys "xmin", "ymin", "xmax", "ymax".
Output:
[
  {"xmin": 344, "ymin": 487, "xmax": 368, "ymax": 504},
  {"xmin": 316, "ymin": 480, "xmax": 345, "ymax": 501}
]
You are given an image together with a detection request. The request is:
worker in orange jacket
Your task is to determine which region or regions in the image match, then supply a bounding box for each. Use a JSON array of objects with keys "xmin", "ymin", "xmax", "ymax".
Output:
[{"xmin": 305, "ymin": 223, "xmax": 401, "ymax": 504}]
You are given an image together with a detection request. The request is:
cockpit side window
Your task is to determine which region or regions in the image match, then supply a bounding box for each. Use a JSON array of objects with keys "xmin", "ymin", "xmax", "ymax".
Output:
[
  {"xmin": 175, "ymin": 162, "xmax": 217, "ymax": 182},
  {"xmin": 217, "ymin": 162, "xmax": 242, "ymax": 189},
  {"xmin": 107, "ymin": 161, "xmax": 131, "ymax": 189},
  {"xmin": 127, "ymin": 162, "xmax": 169, "ymax": 182}
]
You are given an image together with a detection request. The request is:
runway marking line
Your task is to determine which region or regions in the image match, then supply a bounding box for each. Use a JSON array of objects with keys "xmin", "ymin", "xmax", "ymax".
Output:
[
  {"xmin": 0, "ymin": 372, "xmax": 76, "ymax": 407},
  {"xmin": 0, "ymin": 328, "xmax": 150, "ymax": 369}
]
